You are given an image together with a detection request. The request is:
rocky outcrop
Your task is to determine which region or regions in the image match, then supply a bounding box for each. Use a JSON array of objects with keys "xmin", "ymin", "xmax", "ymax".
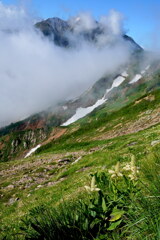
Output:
[{"xmin": 0, "ymin": 129, "xmax": 47, "ymax": 162}]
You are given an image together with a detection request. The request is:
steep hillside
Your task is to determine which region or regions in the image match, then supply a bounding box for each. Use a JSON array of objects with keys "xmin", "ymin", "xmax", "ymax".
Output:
[
  {"xmin": 0, "ymin": 15, "xmax": 160, "ymax": 239},
  {"xmin": 1, "ymin": 1, "xmax": 160, "ymax": 236},
  {"xmin": 0, "ymin": 88, "xmax": 160, "ymax": 239},
  {"xmin": 1, "ymin": 16, "xmax": 154, "ymax": 162},
  {"xmin": 0, "ymin": 56, "xmax": 159, "ymax": 162}
]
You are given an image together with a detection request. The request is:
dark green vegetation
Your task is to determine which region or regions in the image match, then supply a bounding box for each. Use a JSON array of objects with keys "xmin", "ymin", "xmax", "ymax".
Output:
[
  {"xmin": 17, "ymin": 159, "xmax": 160, "ymax": 240},
  {"xmin": 0, "ymin": 86, "xmax": 160, "ymax": 239}
]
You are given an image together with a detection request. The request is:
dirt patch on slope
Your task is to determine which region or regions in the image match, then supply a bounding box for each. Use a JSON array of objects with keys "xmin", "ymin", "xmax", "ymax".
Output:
[
  {"xmin": 94, "ymin": 107, "xmax": 160, "ymax": 140},
  {"xmin": 134, "ymin": 94, "xmax": 155, "ymax": 105},
  {"xmin": 0, "ymin": 151, "xmax": 85, "ymax": 196},
  {"xmin": 42, "ymin": 128, "xmax": 67, "ymax": 146}
]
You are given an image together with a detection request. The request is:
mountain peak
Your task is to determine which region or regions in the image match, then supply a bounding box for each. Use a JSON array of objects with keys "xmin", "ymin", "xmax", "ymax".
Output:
[{"xmin": 35, "ymin": 17, "xmax": 142, "ymax": 52}]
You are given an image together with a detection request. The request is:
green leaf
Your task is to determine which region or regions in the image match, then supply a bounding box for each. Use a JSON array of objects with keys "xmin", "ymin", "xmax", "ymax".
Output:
[
  {"xmin": 109, "ymin": 208, "xmax": 124, "ymax": 222},
  {"xmin": 90, "ymin": 210, "xmax": 96, "ymax": 217},
  {"xmin": 102, "ymin": 197, "xmax": 107, "ymax": 212},
  {"xmin": 107, "ymin": 220, "xmax": 122, "ymax": 230},
  {"xmin": 83, "ymin": 218, "xmax": 89, "ymax": 230},
  {"xmin": 90, "ymin": 218, "xmax": 101, "ymax": 229},
  {"xmin": 75, "ymin": 214, "xmax": 79, "ymax": 221}
]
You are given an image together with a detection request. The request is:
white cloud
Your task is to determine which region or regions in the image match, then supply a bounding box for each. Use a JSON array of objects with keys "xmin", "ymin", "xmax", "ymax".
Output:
[
  {"xmin": 0, "ymin": 3, "xmax": 132, "ymax": 127},
  {"xmin": 100, "ymin": 9, "xmax": 124, "ymax": 36},
  {"xmin": 69, "ymin": 12, "xmax": 96, "ymax": 33},
  {"xmin": 0, "ymin": 2, "xmax": 33, "ymax": 31}
]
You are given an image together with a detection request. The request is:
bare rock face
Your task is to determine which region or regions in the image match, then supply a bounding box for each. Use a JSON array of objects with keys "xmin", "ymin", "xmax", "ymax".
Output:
[
  {"xmin": 0, "ymin": 129, "xmax": 47, "ymax": 162},
  {"xmin": 35, "ymin": 17, "xmax": 70, "ymax": 47}
]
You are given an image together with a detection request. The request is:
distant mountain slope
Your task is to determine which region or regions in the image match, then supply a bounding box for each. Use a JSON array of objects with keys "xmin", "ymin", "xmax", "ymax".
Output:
[
  {"xmin": 0, "ymin": 17, "xmax": 160, "ymax": 162},
  {"xmin": 0, "ymin": 60, "xmax": 159, "ymax": 162}
]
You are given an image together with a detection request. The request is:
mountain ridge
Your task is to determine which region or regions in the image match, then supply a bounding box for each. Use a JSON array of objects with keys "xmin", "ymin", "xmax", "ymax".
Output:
[
  {"xmin": 35, "ymin": 17, "xmax": 143, "ymax": 52},
  {"xmin": 0, "ymin": 16, "xmax": 159, "ymax": 162}
]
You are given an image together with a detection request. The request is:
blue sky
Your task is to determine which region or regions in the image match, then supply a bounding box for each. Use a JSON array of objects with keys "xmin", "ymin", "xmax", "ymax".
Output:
[{"xmin": 1, "ymin": 0, "xmax": 160, "ymax": 48}]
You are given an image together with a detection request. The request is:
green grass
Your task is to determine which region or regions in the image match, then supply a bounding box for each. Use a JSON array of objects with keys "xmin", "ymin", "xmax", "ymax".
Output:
[
  {"xmin": 1, "ymin": 122, "xmax": 160, "ymax": 238},
  {"xmin": 0, "ymin": 89, "xmax": 160, "ymax": 239},
  {"xmin": 2, "ymin": 152, "xmax": 160, "ymax": 239},
  {"xmin": 36, "ymin": 89, "xmax": 160, "ymax": 155}
]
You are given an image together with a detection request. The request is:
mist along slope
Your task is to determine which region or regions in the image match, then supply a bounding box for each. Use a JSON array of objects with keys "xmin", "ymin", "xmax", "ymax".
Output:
[
  {"xmin": 0, "ymin": 15, "xmax": 146, "ymax": 162},
  {"xmin": 0, "ymin": 54, "xmax": 160, "ymax": 162},
  {"xmin": 0, "ymin": 85, "xmax": 160, "ymax": 239},
  {"xmin": 1, "ymin": 15, "xmax": 158, "ymax": 162}
]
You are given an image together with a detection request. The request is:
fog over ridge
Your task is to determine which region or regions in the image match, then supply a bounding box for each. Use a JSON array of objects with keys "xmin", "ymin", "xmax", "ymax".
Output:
[{"xmin": 0, "ymin": 3, "xmax": 133, "ymax": 127}]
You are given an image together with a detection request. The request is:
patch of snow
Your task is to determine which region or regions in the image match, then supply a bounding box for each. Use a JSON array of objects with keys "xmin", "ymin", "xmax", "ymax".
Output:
[
  {"xmin": 141, "ymin": 65, "xmax": 150, "ymax": 75},
  {"xmin": 70, "ymin": 96, "xmax": 79, "ymax": 103},
  {"xmin": 121, "ymin": 71, "xmax": 129, "ymax": 77},
  {"xmin": 105, "ymin": 76, "xmax": 125, "ymax": 95},
  {"xmin": 145, "ymin": 65, "xmax": 150, "ymax": 70},
  {"xmin": 61, "ymin": 97, "xmax": 106, "ymax": 126},
  {"xmin": 63, "ymin": 106, "xmax": 68, "ymax": 110},
  {"xmin": 24, "ymin": 144, "xmax": 41, "ymax": 158},
  {"xmin": 141, "ymin": 70, "xmax": 145, "ymax": 75},
  {"xmin": 129, "ymin": 74, "xmax": 142, "ymax": 84}
]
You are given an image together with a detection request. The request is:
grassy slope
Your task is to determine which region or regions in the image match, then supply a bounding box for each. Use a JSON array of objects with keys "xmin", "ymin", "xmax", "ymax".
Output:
[
  {"xmin": 0, "ymin": 65, "xmax": 160, "ymax": 163},
  {"xmin": 0, "ymin": 88, "xmax": 160, "ymax": 238}
]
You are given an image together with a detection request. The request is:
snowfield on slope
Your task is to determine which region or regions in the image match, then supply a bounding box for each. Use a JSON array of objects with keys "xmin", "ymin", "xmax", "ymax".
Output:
[
  {"xmin": 61, "ymin": 97, "xmax": 106, "ymax": 126},
  {"xmin": 121, "ymin": 71, "xmax": 129, "ymax": 77},
  {"xmin": 129, "ymin": 65, "xmax": 150, "ymax": 84},
  {"xmin": 129, "ymin": 74, "xmax": 142, "ymax": 84},
  {"xmin": 105, "ymin": 76, "xmax": 125, "ymax": 95},
  {"xmin": 62, "ymin": 74, "xmax": 128, "ymax": 126},
  {"xmin": 24, "ymin": 144, "xmax": 41, "ymax": 158}
]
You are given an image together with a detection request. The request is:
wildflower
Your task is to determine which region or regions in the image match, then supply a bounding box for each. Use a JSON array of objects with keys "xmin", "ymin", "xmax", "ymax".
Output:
[
  {"xmin": 130, "ymin": 155, "xmax": 136, "ymax": 171},
  {"xmin": 123, "ymin": 163, "xmax": 131, "ymax": 171},
  {"xmin": 129, "ymin": 164, "xmax": 139, "ymax": 180},
  {"xmin": 128, "ymin": 173, "xmax": 137, "ymax": 181},
  {"xmin": 128, "ymin": 155, "xmax": 139, "ymax": 180},
  {"xmin": 84, "ymin": 175, "xmax": 100, "ymax": 192},
  {"xmin": 123, "ymin": 155, "xmax": 139, "ymax": 173},
  {"xmin": 108, "ymin": 162, "xmax": 123, "ymax": 179}
]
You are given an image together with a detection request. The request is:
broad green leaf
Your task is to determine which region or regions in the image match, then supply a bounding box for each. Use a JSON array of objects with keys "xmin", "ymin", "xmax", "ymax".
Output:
[
  {"xmin": 107, "ymin": 220, "xmax": 122, "ymax": 230},
  {"xmin": 109, "ymin": 209, "xmax": 124, "ymax": 222}
]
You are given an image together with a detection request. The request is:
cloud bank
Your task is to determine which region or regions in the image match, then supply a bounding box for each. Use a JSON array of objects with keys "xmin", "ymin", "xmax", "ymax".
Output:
[{"xmin": 0, "ymin": 3, "xmax": 132, "ymax": 127}]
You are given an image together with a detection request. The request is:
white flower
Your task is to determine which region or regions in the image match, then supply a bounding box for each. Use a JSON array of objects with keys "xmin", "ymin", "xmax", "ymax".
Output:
[
  {"xmin": 123, "ymin": 164, "xmax": 131, "ymax": 171},
  {"xmin": 128, "ymin": 174, "xmax": 138, "ymax": 181},
  {"xmin": 123, "ymin": 155, "xmax": 140, "ymax": 180},
  {"xmin": 111, "ymin": 172, "xmax": 123, "ymax": 178},
  {"xmin": 84, "ymin": 176, "xmax": 100, "ymax": 192},
  {"xmin": 108, "ymin": 169, "xmax": 115, "ymax": 174},
  {"xmin": 108, "ymin": 162, "xmax": 123, "ymax": 179}
]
